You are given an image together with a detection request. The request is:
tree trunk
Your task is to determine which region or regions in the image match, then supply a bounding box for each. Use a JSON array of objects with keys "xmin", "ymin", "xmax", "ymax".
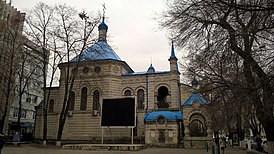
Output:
[
  {"xmin": 0, "ymin": 99, "xmax": 9, "ymax": 134},
  {"xmin": 56, "ymin": 73, "xmax": 77, "ymax": 145},
  {"xmin": 0, "ymin": 73, "xmax": 13, "ymax": 134},
  {"xmin": 56, "ymin": 87, "xmax": 73, "ymax": 145},
  {"xmin": 42, "ymin": 97, "xmax": 48, "ymax": 145},
  {"xmin": 56, "ymin": 118, "xmax": 65, "ymax": 146},
  {"xmin": 42, "ymin": 47, "xmax": 48, "ymax": 145},
  {"xmin": 16, "ymin": 95, "xmax": 22, "ymax": 134},
  {"xmin": 56, "ymin": 77, "xmax": 70, "ymax": 145}
]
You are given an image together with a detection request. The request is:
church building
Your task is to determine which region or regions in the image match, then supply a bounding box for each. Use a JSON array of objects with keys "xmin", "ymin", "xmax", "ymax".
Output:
[{"xmin": 34, "ymin": 17, "xmax": 212, "ymax": 148}]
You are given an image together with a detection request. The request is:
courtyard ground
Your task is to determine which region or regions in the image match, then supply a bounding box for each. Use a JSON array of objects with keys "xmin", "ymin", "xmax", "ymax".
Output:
[{"xmin": 2, "ymin": 143, "xmax": 249, "ymax": 154}]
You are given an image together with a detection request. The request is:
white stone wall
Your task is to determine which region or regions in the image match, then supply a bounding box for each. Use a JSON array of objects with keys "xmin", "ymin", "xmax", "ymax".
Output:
[
  {"xmin": 145, "ymin": 121, "xmax": 179, "ymax": 145},
  {"xmin": 35, "ymin": 58, "xmax": 187, "ymax": 144}
]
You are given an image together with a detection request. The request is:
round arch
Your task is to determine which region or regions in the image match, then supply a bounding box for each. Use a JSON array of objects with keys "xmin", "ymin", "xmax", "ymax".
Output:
[
  {"xmin": 189, "ymin": 112, "xmax": 207, "ymax": 137},
  {"xmin": 122, "ymin": 87, "xmax": 134, "ymax": 96},
  {"xmin": 91, "ymin": 87, "xmax": 103, "ymax": 96},
  {"xmin": 135, "ymin": 86, "xmax": 146, "ymax": 94},
  {"xmin": 154, "ymin": 83, "xmax": 170, "ymax": 93}
]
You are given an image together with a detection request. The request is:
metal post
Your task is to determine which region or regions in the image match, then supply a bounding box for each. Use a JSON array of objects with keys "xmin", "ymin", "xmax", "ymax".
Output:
[
  {"xmin": 131, "ymin": 128, "xmax": 134, "ymax": 144},
  {"xmin": 247, "ymin": 139, "xmax": 251, "ymax": 150},
  {"xmin": 101, "ymin": 128, "xmax": 104, "ymax": 144}
]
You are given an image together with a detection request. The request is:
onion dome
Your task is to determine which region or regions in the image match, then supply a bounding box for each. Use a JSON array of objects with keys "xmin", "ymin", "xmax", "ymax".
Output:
[
  {"xmin": 98, "ymin": 17, "xmax": 108, "ymax": 31},
  {"xmin": 147, "ymin": 63, "xmax": 155, "ymax": 73},
  {"xmin": 191, "ymin": 76, "xmax": 199, "ymax": 87}
]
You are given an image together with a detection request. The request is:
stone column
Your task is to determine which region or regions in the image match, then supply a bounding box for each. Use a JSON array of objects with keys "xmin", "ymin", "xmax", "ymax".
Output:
[
  {"xmin": 184, "ymin": 124, "xmax": 190, "ymax": 137},
  {"xmin": 207, "ymin": 123, "xmax": 213, "ymax": 138}
]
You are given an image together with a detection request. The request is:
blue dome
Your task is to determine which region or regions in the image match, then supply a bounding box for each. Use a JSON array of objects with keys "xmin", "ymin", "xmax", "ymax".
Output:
[
  {"xmin": 148, "ymin": 64, "xmax": 154, "ymax": 70},
  {"xmin": 98, "ymin": 17, "xmax": 108, "ymax": 30},
  {"xmin": 70, "ymin": 41, "xmax": 121, "ymax": 62}
]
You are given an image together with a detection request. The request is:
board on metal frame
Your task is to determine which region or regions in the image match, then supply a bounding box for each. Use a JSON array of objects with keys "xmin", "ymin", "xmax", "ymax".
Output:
[{"xmin": 100, "ymin": 98, "xmax": 136, "ymax": 128}]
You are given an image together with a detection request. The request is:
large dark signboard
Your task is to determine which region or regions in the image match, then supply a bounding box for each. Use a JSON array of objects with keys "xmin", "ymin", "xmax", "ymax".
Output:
[{"xmin": 101, "ymin": 98, "xmax": 135, "ymax": 127}]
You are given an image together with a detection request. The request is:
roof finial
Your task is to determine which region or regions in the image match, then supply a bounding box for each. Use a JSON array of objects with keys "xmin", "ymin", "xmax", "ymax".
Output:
[
  {"xmin": 98, "ymin": 3, "xmax": 108, "ymax": 41},
  {"xmin": 191, "ymin": 76, "xmax": 199, "ymax": 89},
  {"xmin": 102, "ymin": 3, "xmax": 106, "ymax": 18},
  {"xmin": 99, "ymin": 3, "xmax": 107, "ymax": 27},
  {"xmin": 170, "ymin": 40, "xmax": 176, "ymax": 58},
  {"xmin": 102, "ymin": 3, "xmax": 106, "ymax": 17},
  {"xmin": 147, "ymin": 57, "xmax": 155, "ymax": 73}
]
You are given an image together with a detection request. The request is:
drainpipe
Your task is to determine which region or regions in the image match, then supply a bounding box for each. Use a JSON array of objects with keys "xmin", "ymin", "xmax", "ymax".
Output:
[{"xmin": 145, "ymin": 73, "xmax": 148, "ymax": 114}]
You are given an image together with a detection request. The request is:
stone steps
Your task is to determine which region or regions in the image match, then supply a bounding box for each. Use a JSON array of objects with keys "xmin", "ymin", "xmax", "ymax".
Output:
[{"xmin": 63, "ymin": 144, "xmax": 146, "ymax": 151}]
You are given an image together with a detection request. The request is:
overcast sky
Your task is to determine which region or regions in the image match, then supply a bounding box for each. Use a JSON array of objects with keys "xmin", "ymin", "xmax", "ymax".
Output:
[{"xmin": 12, "ymin": 0, "xmax": 181, "ymax": 72}]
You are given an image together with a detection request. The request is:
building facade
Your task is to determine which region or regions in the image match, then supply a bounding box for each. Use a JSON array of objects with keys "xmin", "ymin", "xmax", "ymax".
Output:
[
  {"xmin": 8, "ymin": 38, "xmax": 46, "ymax": 138},
  {"xmin": 34, "ymin": 17, "xmax": 212, "ymax": 147},
  {"xmin": 0, "ymin": 0, "xmax": 25, "ymax": 134},
  {"xmin": 0, "ymin": 1, "xmax": 47, "ymax": 139}
]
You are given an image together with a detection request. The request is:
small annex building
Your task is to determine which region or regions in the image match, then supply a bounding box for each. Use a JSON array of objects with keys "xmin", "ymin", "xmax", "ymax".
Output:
[{"xmin": 34, "ymin": 17, "xmax": 212, "ymax": 148}]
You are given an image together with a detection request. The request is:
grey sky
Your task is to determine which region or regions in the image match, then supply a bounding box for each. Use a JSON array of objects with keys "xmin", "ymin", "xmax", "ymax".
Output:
[{"xmin": 12, "ymin": 0, "xmax": 178, "ymax": 72}]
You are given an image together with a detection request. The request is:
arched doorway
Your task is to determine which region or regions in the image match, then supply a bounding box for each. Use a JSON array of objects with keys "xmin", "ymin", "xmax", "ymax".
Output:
[{"xmin": 189, "ymin": 113, "xmax": 207, "ymax": 137}]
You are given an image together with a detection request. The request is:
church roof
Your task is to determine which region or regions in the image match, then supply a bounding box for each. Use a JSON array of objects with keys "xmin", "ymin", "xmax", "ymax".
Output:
[
  {"xmin": 122, "ymin": 71, "xmax": 170, "ymax": 76},
  {"xmin": 170, "ymin": 41, "xmax": 176, "ymax": 58},
  {"xmin": 181, "ymin": 91, "xmax": 207, "ymax": 106},
  {"xmin": 70, "ymin": 40, "xmax": 121, "ymax": 62},
  {"xmin": 144, "ymin": 110, "xmax": 182, "ymax": 121}
]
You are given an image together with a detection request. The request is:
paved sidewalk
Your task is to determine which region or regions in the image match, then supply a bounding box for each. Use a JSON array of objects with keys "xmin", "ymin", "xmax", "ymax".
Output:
[{"xmin": 2, "ymin": 144, "xmax": 247, "ymax": 154}]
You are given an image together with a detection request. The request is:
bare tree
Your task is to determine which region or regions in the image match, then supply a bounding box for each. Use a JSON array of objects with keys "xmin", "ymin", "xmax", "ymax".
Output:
[
  {"xmin": 53, "ymin": 4, "xmax": 99, "ymax": 145},
  {"xmin": 15, "ymin": 37, "xmax": 48, "ymax": 137},
  {"xmin": 0, "ymin": 11, "xmax": 24, "ymax": 134},
  {"xmin": 161, "ymin": 0, "xmax": 274, "ymax": 152},
  {"xmin": 25, "ymin": 2, "xmax": 53, "ymax": 145},
  {"xmin": 25, "ymin": 2, "xmax": 100, "ymax": 145}
]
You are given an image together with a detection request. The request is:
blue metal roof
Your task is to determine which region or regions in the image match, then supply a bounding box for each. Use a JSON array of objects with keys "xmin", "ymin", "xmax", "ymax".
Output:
[
  {"xmin": 122, "ymin": 71, "xmax": 170, "ymax": 76},
  {"xmin": 144, "ymin": 110, "xmax": 182, "ymax": 121},
  {"xmin": 70, "ymin": 40, "xmax": 121, "ymax": 62},
  {"xmin": 170, "ymin": 41, "xmax": 176, "ymax": 58},
  {"xmin": 181, "ymin": 91, "xmax": 207, "ymax": 106}
]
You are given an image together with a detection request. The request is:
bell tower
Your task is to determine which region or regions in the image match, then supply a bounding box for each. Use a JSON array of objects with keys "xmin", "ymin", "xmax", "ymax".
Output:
[
  {"xmin": 169, "ymin": 41, "xmax": 179, "ymax": 73},
  {"xmin": 168, "ymin": 41, "xmax": 180, "ymax": 109}
]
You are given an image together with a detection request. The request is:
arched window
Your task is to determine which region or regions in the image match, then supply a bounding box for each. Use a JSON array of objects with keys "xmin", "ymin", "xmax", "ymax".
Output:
[
  {"xmin": 68, "ymin": 91, "xmax": 75, "ymax": 111},
  {"xmin": 157, "ymin": 86, "xmax": 169, "ymax": 108},
  {"xmin": 80, "ymin": 87, "xmax": 87, "ymax": 110},
  {"xmin": 93, "ymin": 90, "xmax": 100, "ymax": 110},
  {"xmin": 137, "ymin": 89, "xmax": 144, "ymax": 109},
  {"xmin": 124, "ymin": 90, "xmax": 131, "ymax": 96},
  {"xmin": 48, "ymin": 99, "xmax": 54, "ymax": 113}
]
